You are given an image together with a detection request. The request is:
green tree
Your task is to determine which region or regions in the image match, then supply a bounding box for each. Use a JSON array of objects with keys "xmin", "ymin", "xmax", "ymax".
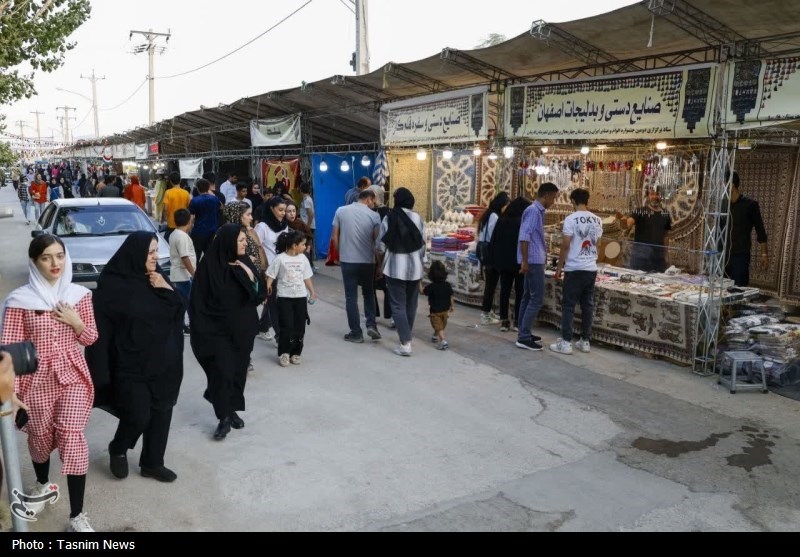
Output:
[
  {"xmin": 0, "ymin": 141, "xmax": 18, "ymax": 166},
  {"xmin": 0, "ymin": 0, "xmax": 91, "ymax": 107},
  {"xmin": 475, "ymin": 33, "xmax": 507, "ymax": 49}
]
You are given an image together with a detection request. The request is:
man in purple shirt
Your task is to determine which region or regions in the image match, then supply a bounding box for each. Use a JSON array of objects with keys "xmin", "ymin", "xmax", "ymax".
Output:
[{"xmin": 516, "ymin": 182, "xmax": 559, "ymax": 351}]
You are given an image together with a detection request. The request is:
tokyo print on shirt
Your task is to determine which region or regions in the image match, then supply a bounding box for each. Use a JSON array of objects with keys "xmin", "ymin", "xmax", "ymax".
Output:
[{"xmin": 562, "ymin": 211, "xmax": 603, "ymax": 272}]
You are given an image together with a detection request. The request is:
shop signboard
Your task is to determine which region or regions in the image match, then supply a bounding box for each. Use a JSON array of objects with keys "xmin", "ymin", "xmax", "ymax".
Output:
[
  {"xmin": 504, "ymin": 65, "xmax": 718, "ymax": 140},
  {"xmin": 381, "ymin": 85, "xmax": 488, "ymax": 147},
  {"xmin": 724, "ymin": 57, "xmax": 800, "ymax": 129},
  {"xmin": 250, "ymin": 114, "xmax": 302, "ymax": 147},
  {"xmin": 148, "ymin": 142, "xmax": 160, "ymax": 156},
  {"xmin": 135, "ymin": 144, "xmax": 148, "ymax": 160}
]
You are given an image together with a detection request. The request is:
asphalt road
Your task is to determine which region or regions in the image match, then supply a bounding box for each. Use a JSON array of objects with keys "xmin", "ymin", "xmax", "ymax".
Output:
[{"xmin": 1, "ymin": 185, "xmax": 798, "ymax": 532}]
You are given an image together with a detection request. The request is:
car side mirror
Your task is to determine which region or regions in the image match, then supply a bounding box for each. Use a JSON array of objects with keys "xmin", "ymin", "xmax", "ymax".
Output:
[{"xmin": 31, "ymin": 230, "xmax": 44, "ymax": 238}]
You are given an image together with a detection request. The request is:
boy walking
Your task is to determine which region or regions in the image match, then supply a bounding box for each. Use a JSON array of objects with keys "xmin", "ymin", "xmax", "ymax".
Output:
[
  {"xmin": 422, "ymin": 261, "xmax": 454, "ymax": 351},
  {"xmin": 551, "ymin": 189, "xmax": 602, "ymax": 355},
  {"xmin": 169, "ymin": 209, "xmax": 197, "ymax": 335}
]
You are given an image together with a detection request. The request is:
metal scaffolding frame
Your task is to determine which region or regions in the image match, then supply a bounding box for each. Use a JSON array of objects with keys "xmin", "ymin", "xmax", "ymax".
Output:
[
  {"xmin": 693, "ymin": 138, "xmax": 736, "ymax": 376},
  {"xmin": 440, "ymin": 48, "xmax": 520, "ymax": 81},
  {"xmin": 383, "ymin": 63, "xmax": 449, "ymax": 92}
]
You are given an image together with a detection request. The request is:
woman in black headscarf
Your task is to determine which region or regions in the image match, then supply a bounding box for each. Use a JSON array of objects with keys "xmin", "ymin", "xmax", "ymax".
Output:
[
  {"xmin": 86, "ymin": 232, "xmax": 186, "ymax": 484},
  {"xmin": 491, "ymin": 197, "xmax": 532, "ymax": 332},
  {"xmin": 190, "ymin": 224, "xmax": 267, "ymax": 440},
  {"xmin": 377, "ymin": 187, "xmax": 426, "ymax": 357}
]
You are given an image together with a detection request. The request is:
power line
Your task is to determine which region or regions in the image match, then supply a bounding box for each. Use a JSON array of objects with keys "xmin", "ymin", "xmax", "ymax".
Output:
[
  {"xmin": 339, "ymin": 0, "xmax": 355, "ymax": 14},
  {"xmin": 155, "ymin": 0, "xmax": 315, "ymax": 80},
  {"xmin": 100, "ymin": 79, "xmax": 148, "ymax": 112}
]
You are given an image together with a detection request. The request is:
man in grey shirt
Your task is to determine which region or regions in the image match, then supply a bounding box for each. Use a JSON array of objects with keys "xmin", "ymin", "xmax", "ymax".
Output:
[{"xmin": 332, "ymin": 189, "xmax": 382, "ymax": 343}]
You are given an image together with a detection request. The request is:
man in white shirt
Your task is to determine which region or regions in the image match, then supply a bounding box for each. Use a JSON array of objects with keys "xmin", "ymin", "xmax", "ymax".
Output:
[
  {"xmin": 332, "ymin": 189, "xmax": 381, "ymax": 343},
  {"xmin": 551, "ymin": 188, "xmax": 602, "ymax": 356},
  {"xmin": 227, "ymin": 183, "xmax": 252, "ymax": 208},
  {"xmin": 169, "ymin": 209, "xmax": 197, "ymax": 335},
  {"xmin": 219, "ymin": 172, "xmax": 239, "ymax": 204}
]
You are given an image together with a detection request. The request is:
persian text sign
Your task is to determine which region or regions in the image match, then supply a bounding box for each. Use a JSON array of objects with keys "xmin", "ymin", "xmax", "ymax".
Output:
[
  {"xmin": 725, "ymin": 58, "xmax": 800, "ymax": 128},
  {"xmin": 505, "ymin": 66, "xmax": 718, "ymax": 140},
  {"xmin": 381, "ymin": 86, "xmax": 488, "ymax": 147},
  {"xmin": 250, "ymin": 115, "xmax": 302, "ymax": 147}
]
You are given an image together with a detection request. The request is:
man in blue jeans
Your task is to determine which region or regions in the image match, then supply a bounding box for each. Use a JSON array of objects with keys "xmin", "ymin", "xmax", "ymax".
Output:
[
  {"xmin": 551, "ymin": 188, "xmax": 602, "ymax": 356},
  {"xmin": 516, "ymin": 182, "xmax": 559, "ymax": 352},
  {"xmin": 332, "ymin": 190, "xmax": 382, "ymax": 343}
]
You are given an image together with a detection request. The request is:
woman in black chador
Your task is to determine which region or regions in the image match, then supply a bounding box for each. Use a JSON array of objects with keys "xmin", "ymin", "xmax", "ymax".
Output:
[
  {"xmin": 87, "ymin": 232, "xmax": 186, "ymax": 483},
  {"xmin": 190, "ymin": 224, "xmax": 267, "ymax": 440}
]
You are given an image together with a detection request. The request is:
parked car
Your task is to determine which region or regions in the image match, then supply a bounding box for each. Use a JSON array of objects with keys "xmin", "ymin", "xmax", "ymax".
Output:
[{"xmin": 32, "ymin": 198, "xmax": 171, "ymax": 285}]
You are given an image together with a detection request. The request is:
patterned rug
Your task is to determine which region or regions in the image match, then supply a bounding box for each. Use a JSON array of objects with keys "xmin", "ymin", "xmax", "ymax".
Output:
[
  {"xmin": 388, "ymin": 151, "xmax": 433, "ymax": 221},
  {"xmin": 477, "ymin": 156, "xmax": 517, "ymax": 206},
  {"xmin": 539, "ymin": 278, "xmax": 696, "ymax": 364},
  {"xmin": 432, "ymin": 150, "xmax": 476, "ymax": 220},
  {"xmin": 779, "ymin": 148, "xmax": 800, "ymax": 302},
  {"xmin": 734, "ymin": 147, "xmax": 798, "ymax": 294}
]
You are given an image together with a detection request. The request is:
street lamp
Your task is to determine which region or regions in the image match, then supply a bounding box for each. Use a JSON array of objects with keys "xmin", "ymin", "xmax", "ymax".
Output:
[{"xmin": 56, "ymin": 87, "xmax": 91, "ymax": 103}]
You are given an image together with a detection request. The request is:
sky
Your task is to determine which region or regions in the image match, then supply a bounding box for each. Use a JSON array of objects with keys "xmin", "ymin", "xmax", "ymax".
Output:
[{"xmin": 2, "ymin": 0, "xmax": 637, "ymax": 142}]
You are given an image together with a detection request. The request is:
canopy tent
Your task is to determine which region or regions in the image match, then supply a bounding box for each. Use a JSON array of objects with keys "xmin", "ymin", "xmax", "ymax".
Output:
[{"xmin": 70, "ymin": 0, "xmax": 800, "ymax": 156}]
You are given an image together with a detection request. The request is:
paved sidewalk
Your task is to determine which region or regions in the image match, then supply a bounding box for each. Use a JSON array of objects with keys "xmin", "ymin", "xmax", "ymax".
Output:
[{"xmin": 1, "ymin": 185, "xmax": 798, "ymax": 532}]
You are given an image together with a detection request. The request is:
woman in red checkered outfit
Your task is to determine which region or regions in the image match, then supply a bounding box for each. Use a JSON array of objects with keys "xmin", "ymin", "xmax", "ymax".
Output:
[{"xmin": 1, "ymin": 235, "xmax": 98, "ymax": 532}]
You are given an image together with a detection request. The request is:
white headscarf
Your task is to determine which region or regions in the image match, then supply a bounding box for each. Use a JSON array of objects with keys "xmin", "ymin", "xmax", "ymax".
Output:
[{"xmin": 2, "ymin": 241, "xmax": 90, "ymax": 322}]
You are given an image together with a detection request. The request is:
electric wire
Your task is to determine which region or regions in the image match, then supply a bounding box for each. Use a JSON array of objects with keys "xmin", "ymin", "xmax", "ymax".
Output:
[
  {"xmin": 154, "ymin": 0, "xmax": 314, "ymax": 80},
  {"xmin": 100, "ymin": 79, "xmax": 148, "ymax": 112}
]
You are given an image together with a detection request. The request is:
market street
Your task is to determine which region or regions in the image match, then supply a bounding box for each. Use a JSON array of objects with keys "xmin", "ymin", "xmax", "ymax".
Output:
[{"xmin": 1, "ymin": 186, "xmax": 799, "ymax": 532}]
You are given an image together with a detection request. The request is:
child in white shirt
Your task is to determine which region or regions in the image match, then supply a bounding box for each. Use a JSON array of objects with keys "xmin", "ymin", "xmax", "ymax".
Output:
[{"xmin": 266, "ymin": 230, "xmax": 317, "ymax": 368}]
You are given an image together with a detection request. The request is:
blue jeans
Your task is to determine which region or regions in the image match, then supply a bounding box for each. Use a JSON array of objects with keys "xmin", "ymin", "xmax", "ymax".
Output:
[
  {"xmin": 517, "ymin": 264, "xmax": 545, "ymax": 343},
  {"xmin": 340, "ymin": 262, "xmax": 377, "ymax": 336},
  {"xmin": 560, "ymin": 271, "xmax": 596, "ymax": 342}
]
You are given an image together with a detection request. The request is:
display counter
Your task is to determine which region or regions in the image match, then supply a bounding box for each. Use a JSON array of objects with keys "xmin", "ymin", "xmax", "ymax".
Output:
[{"xmin": 430, "ymin": 253, "xmax": 759, "ymax": 365}]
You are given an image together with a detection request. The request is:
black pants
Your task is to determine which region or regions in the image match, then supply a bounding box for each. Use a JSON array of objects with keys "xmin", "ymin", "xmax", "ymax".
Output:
[
  {"xmin": 259, "ymin": 287, "xmax": 280, "ymax": 337},
  {"xmin": 561, "ymin": 271, "xmax": 597, "ymax": 341},
  {"xmin": 725, "ymin": 252, "xmax": 751, "ymax": 287},
  {"xmin": 482, "ymin": 267, "xmax": 500, "ymax": 313},
  {"xmin": 277, "ymin": 297, "xmax": 308, "ymax": 356},
  {"xmin": 193, "ymin": 335, "xmax": 252, "ymax": 420},
  {"xmin": 109, "ymin": 380, "xmax": 175, "ymax": 469},
  {"xmin": 499, "ymin": 269, "xmax": 524, "ymax": 323},
  {"xmin": 191, "ymin": 233, "xmax": 214, "ymax": 261},
  {"xmin": 374, "ymin": 276, "xmax": 392, "ymax": 320}
]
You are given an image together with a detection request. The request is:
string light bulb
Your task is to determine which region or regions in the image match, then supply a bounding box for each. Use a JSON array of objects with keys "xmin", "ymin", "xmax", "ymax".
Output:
[
  {"xmin": 580, "ymin": 146, "xmax": 590, "ymax": 156},
  {"xmin": 341, "ymin": 159, "xmax": 350, "ymax": 172},
  {"xmin": 503, "ymin": 146, "xmax": 515, "ymax": 159},
  {"xmin": 656, "ymin": 141, "xmax": 668, "ymax": 151},
  {"xmin": 361, "ymin": 155, "xmax": 371, "ymax": 167},
  {"xmin": 473, "ymin": 146, "xmax": 482, "ymax": 157},
  {"xmin": 416, "ymin": 148, "xmax": 427, "ymax": 161},
  {"xmin": 319, "ymin": 160, "xmax": 328, "ymax": 172},
  {"xmin": 442, "ymin": 148, "xmax": 454, "ymax": 160}
]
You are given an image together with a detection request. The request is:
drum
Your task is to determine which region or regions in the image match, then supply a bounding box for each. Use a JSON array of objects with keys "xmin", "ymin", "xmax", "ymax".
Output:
[{"xmin": 604, "ymin": 241, "xmax": 621, "ymax": 262}]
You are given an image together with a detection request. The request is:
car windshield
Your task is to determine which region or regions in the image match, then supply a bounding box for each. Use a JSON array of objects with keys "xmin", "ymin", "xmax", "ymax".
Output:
[{"xmin": 54, "ymin": 206, "xmax": 155, "ymax": 237}]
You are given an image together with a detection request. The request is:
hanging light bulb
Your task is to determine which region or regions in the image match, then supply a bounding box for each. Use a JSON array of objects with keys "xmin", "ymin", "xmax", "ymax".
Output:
[
  {"xmin": 503, "ymin": 146, "xmax": 515, "ymax": 159},
  {"xmin": 540, "ymin": 147, "xmax": 549, "ymax": 154},
  {"xmin": 580, "ymin": 146, "xmax": 591, "ymax": 156},
  {"xmin": 473, "ymin": 146, "xmax": 482, "ymax": 157},
  {"xmin": 488, "ymin": 152, "xmax": 498, "ymax": 161},
  {"xmin": 361, "ymin": 155, "xmax": 371, "ymax": 167},
  {"xmin": 656, "ymin": 141, "xmax": 668, "ymax": 151},
  {"xmin": 341, "ymin": 159, "xmax": 350, "ymax": 172},
  {"xmin": 416, "ymin": 148, "xmax": 427, "ymax": 161},
  {"xmin": 660, "ymin": 156, "xmax": 670, "ymax": 167},
  {"xmin": 319, "ymin": 160, "xmax": 328, "ymax": 172},
  {"xmin": 442, "ymin": 148, "xmax": 454, "ymax": 160}
]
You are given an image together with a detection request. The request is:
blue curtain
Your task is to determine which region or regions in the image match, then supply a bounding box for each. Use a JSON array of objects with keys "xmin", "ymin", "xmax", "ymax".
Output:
[{"xmin": 311, "ymin": 153, "xmax": 375, "ymax": 259}]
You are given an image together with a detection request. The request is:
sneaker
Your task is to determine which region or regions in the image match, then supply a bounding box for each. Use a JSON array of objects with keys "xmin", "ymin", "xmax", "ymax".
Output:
[
  {"xmin": 344, "ymin": 333, "xmax": 365, "ymax": 344},
  {"xmin": 392, "ymin": 344, "xmax": 413, "ymax": 357},
  {"xmin": 290, "ymin": 355, "xmax": 302, "ymax": 365},
  {"xmin": 576, "ymin": 340, "xmax": 591, "ymax": 354},
  {"xmin": 68, "ymin": 512, "xmax": 95, "ymax": 533},
  {"xmin": 515, "ymin": 339, "xmax": 543, "ymax": 352},
  {"xmin": 367, "ymin": 327, "xmax": 382, "ymax": 341},
  {"xmin": 431, "ymin": 334, "xmax": 439, "ymax": 344},
  {"xmin": 279, "ymin": 354, "xmax": 290, "ymax": 367},
  {"xmin": 388, "ymin": 319, "xmax": 396, "ymax": 329},
  {"xmin": 489, "ymin": 311, "xmax": 501, "ymax": 321},
  {"xmin": 480, "ymin": 312, "xmax": 500, "ymax": 325},
  {"xmin": 182, "ymin": 325, "xmax": 190, "ymax": 337},
  {"xmin": 438, "ymin": 341, "xmax": 449, "ymax": 351},
  {"xmin": 25, "ymin": 482, "xmax": 56, "ymax": 515},
  {"xmin": 549, "ymin": 339, "xmax": 574, "ymax": 355},
  {"xmin": 257, "ymin": 330, "xmax": 275, "ymax": 342},
  {"xmin": 500, "ymin": 320, "xmax": 511, "ymax": 332},
  {"xmin": 512, "ymin": 322, "xmax": 519, "ymax": 332}
]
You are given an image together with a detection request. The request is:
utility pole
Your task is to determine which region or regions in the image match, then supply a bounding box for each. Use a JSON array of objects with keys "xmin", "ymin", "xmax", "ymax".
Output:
[
  {"xmin": 81, "ymin": 69, "xmax": 105, "ymax": 138},
  {"xmin": 29, "ymin": 111, "xmax": 44, "ymax": 141},
  {"xmin": 14, "ymin": 120, "xmax": 26, "ymax": 139},
  {"xmin": 56, "ymin": 107, "xmax": 76, "ymax": 144},
  {"xmin": 130, "ymin": 28, "xmax": 171, "ymax": 125},
  {"xmin": 356, "ymin": 0, "xmax": 370, "ymax": 75},
  {"xmin": 348, "ymin": 0, "xmax": 370, "ymax": 75}
]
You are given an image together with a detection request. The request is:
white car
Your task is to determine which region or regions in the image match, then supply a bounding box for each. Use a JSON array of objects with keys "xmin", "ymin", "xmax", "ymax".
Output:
[{"xmin": 32, "ymin": 198, "xmax": 171, "ymax": 285}]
